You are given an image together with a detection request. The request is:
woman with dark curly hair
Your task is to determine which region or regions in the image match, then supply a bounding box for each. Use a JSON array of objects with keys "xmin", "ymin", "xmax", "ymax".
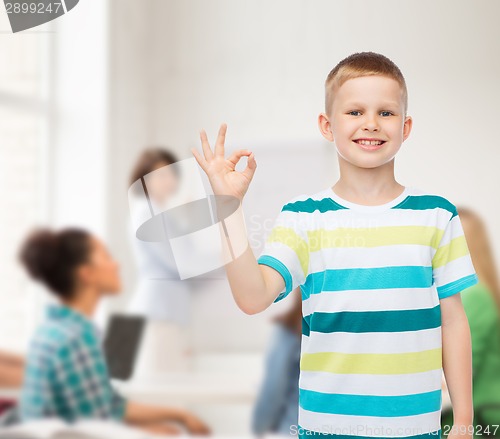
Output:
[{"xmin": 18, "ymin": 227, "xmax": 210, "ymax": 435}]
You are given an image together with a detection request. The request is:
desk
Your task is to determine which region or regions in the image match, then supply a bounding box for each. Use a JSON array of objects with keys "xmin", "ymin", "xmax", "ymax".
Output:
[
  {"xmin": 113, "ymin": 371, "xmax": 261, "ymax": 435},
  {"xmin": 113, "ymin": 371, "xmax": 259, "ymax": 405}
]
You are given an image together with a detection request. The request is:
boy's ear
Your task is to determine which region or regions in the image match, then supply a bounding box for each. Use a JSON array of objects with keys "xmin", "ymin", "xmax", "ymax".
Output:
[
  {"xmin": 403, "ymin": 115, "xmax": 413, "ymax": 141},
  {"xmin": 318, "ymin": 113, "xmax": 334, "ymax": 142}
]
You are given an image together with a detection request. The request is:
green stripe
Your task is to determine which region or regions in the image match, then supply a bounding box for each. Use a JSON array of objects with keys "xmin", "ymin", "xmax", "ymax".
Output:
[
  {"xmin": 307, "ymin": 304, "xmax": 441, "ymax": 334},
  {"xmin": 282, "ymin": 194, "xmax": 457, "ymax": 218},
  {"xmin": 302, "ymin": 316, "xmax": 310, "ymax": 337},
  {"xmin": 394, "ymin": 195, "xmax": 457, "ymax": 218},
  {"xmin": 282, "ymin": 198, "xmax": 347, "ymax": 213}
]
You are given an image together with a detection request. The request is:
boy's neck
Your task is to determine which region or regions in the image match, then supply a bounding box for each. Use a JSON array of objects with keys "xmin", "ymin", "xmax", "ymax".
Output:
[{"xmin": 333, "ymin": 158, "xmax": 404, "ymax": 205}]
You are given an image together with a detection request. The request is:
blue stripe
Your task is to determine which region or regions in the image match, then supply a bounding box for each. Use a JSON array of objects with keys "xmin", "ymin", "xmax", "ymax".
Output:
[
  {"xmin": 393, "ymin": 195, "xmax": 457, "ymax": 218},
  {"xmin": 302, "ymin": 318, "xmax": 310, "ymax": 336},
  {"xmin": 437, "ymin": 274, "xmax": 478, "ymax": 299},
  {"xmin": 299, "ymin": 388, "xmax": 442, "ymax": 417},
  {"xmin": 302, "ymin": 314, "xmax": 311, "ymax": 336},
  {"xmin": 282, "ymin": 194, "xmax": 456, "ymax": 218},
  {"xmin": 302, "ymin": 266, "xmax": 433, "ymax": 299},
  {"xmin": 282, "ymin": 198, "xmax": 347, "ymax": 213},
  {"xmin": 257, "ymin": 255, "xmax": 293, "ymax": 302},
  {"xmin": 296, "ymin": 425, "xmax": 441, "ymax": 439},
  {"xmin": 309, "ymin": 305, "xmax": 441, "ymax": 333}
]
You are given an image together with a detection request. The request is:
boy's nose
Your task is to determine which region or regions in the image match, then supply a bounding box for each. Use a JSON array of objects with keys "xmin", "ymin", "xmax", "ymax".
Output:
[{"xmin": 363, "ymin": 117, "xmax": 380, "ymax": 131}]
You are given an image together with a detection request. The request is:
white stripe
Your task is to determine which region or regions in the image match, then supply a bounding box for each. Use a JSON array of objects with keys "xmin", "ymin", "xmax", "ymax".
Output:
[
  {"xmin": 272, "ymin": 210, "xmax": 311, "ymax": 231},
  {"xmin": 300, "ymin": 327, "xmax": 442, "ymax": 354},
  {"xmin": 303, "ymin": 287, "xmax": 438, "ymax": 313},
  {"xmin": 309, "ymin": 245, "xmax": 432, "ymax": 270},
  {"xmin": 298, "ymin": 407, "xmax": 442, "ymax": 437},
  {"xmin": 260, "ymin": 244, "xmax": 306, "ymax": 287},
  {"xmin": 309, "ymin": 208, "xmax": 452, "ymax": 231},
  {"xmin": 433, "ymin": 255, "xmax": 476, "ymax": 288},
  {"xmin": 434, "ymin": 215, "xmax": 466, "ymax": 247},
  {"xmin": 299, "ymin": 369, "xmax": 443, "ymax": 396}
]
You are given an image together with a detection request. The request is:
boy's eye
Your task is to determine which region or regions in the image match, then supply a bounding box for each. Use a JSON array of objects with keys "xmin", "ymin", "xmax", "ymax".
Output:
[{"xmin": 347, "ymin": 110, "xmax": 393, "ymax": 116}]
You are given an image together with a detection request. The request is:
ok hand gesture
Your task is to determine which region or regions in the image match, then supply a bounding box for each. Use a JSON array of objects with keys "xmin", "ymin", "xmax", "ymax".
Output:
[{"xmin": 191, "ymin": 123, "xmax": 257, "ymax": 201}]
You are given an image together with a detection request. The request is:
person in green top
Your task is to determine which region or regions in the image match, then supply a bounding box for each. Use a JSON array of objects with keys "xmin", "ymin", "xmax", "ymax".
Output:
[{"xmin": 442, "ymin": 207, "xmax": 500, "ymax": 437}]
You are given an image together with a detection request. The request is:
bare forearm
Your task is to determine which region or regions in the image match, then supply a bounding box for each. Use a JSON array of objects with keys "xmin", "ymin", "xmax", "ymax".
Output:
[
  {"xmin": 225, "ymin": 244, "xmax": 272, "ymax": 314},
  {"xmin": 192, "ymin": 125, "xmax": 279, "ymax": 315},
  {"xmin": 125, "ymin": 401, "xmax": 186, "ymax": 425},
  {"xmin": 218, "ymin": 200, "xmax": 281, "ymax": 315},
  {"xmin": 442, "ymin": 314, "xmax": 473, "ymax": 424}
]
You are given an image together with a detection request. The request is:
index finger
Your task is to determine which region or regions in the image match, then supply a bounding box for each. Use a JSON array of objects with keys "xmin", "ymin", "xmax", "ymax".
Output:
[
  {"xmin": 200, "ymin": 129, "xmax": 214, "ymax": 161},
  {"xmin": 214, "ymin": 123, "xmax": 227, "ymax": 157}
]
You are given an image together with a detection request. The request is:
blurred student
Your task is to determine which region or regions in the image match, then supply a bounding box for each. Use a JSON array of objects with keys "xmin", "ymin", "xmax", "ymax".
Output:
[
  {"xmin": 127, "ymin": 148, "xmax": 195, "ymax": 374},
  {"xmin": 442, "ymin": 207, "xmax": 500, "ymax": 435},
  {"xmin": 252, "ymin": 289, "xmax": 301, "ymax": 436},
  {"xmin": 18, "ymin": 228, "xmax": 210, "ymax": 435},
  {"xmin": 128, "ymin": 148, "xmax": 187, "ymax": 322}
]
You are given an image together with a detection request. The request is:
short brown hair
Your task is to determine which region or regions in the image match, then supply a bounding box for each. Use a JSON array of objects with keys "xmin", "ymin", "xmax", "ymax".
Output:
[{"xmin": 325, "ymin": 51, "xmax": 408, "ymax": 116}]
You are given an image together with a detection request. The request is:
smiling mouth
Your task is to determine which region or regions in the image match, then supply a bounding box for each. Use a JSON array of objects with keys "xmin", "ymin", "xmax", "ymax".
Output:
[
  {"xmin": 353, "ymin": 139, "xmax": 386, "ymax": 146},
  {"xmin": 353, "ymin": 139, "xmax": 386, "ymax": 151}
]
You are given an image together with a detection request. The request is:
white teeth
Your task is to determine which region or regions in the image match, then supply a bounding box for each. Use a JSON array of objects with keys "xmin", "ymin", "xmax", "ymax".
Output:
[{"xmin": 356, "ymin": 140, "xmax": 383, "ymax": 146}]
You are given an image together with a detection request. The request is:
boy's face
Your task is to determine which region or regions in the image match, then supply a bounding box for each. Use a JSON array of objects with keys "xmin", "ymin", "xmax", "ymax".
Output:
[{"xmin": 318, "ymin": 75, "xmax": 412, "ymax": 170}]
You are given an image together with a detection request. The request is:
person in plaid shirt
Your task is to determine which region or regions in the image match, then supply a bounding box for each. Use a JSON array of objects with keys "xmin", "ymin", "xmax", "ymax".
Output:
[
  {"xmin": 18, "ymin": 228, "xmax": 210, "ymax": 435},
  {"xmin": 20, "ymin": 304, "xmax": 127, "ymax": 422}
]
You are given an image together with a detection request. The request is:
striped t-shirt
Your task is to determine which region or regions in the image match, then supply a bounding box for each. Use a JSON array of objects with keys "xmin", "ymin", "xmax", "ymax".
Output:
[{"xmin": 257, "ymin": 186, "xmax": 478, "ymax": 439}]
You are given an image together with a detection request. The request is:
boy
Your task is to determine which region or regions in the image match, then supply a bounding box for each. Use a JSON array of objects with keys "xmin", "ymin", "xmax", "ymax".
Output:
[{"xmin": 192, "ymin": 51, "xmax": 477, "ymax": 439}]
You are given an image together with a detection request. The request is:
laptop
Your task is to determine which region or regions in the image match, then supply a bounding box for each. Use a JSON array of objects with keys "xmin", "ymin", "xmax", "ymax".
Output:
[{"xmin": 103, "ymin": 314, "xmax": 145, "ymax": 381}]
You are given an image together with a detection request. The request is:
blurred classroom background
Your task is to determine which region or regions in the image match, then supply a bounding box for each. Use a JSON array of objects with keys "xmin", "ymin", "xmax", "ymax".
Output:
[{"xmin": 1, "ymin": 0, "xmax": 499, "ymax": 435}]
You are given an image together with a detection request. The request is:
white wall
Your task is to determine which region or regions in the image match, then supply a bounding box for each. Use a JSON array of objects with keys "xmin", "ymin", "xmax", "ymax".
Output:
[
  {"xmin": 51, "ymin": 0, "xmax": 109, "ymax": 235},
  {"xmin": 145, "ymin": 0, "xmax": 500, "ymax": 255},
  {"xmin": 36, "ymin": 1, "xmax": 500, "ymax": 433},
  {"xmin": 101, "ymin": 0, "xmax": 500, "ymax": 350},
  {"xmin": 105, "ymin": 1, "xmax": 154, "ymax": 317}
]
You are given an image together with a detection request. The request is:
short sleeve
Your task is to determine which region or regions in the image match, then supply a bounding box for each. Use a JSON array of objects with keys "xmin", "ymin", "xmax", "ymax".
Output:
[
  {"xmin": 257, "ymin": 197, "xmax": 310, "ymax": 303},
  {"xmin": 432, "ymin": 208, "xmax": 478, "ymax": 300}
]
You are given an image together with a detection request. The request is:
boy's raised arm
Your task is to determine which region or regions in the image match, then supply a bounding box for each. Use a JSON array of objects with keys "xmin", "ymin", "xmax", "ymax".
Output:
[{"xmin": 191, "ymin": 123, "xmax": 285, "ymax": 314}]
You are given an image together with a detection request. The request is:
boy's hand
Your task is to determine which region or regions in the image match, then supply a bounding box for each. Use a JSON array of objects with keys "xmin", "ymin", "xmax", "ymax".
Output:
[{"xmin": 191, "ymin": 123, "xmax": 257, "ymax": 201}]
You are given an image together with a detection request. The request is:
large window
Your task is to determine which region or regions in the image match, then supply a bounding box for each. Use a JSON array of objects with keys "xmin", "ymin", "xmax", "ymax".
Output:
[{"xmin": 0, "ymin": 13, "xmax": 50, "ymax": 352}]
